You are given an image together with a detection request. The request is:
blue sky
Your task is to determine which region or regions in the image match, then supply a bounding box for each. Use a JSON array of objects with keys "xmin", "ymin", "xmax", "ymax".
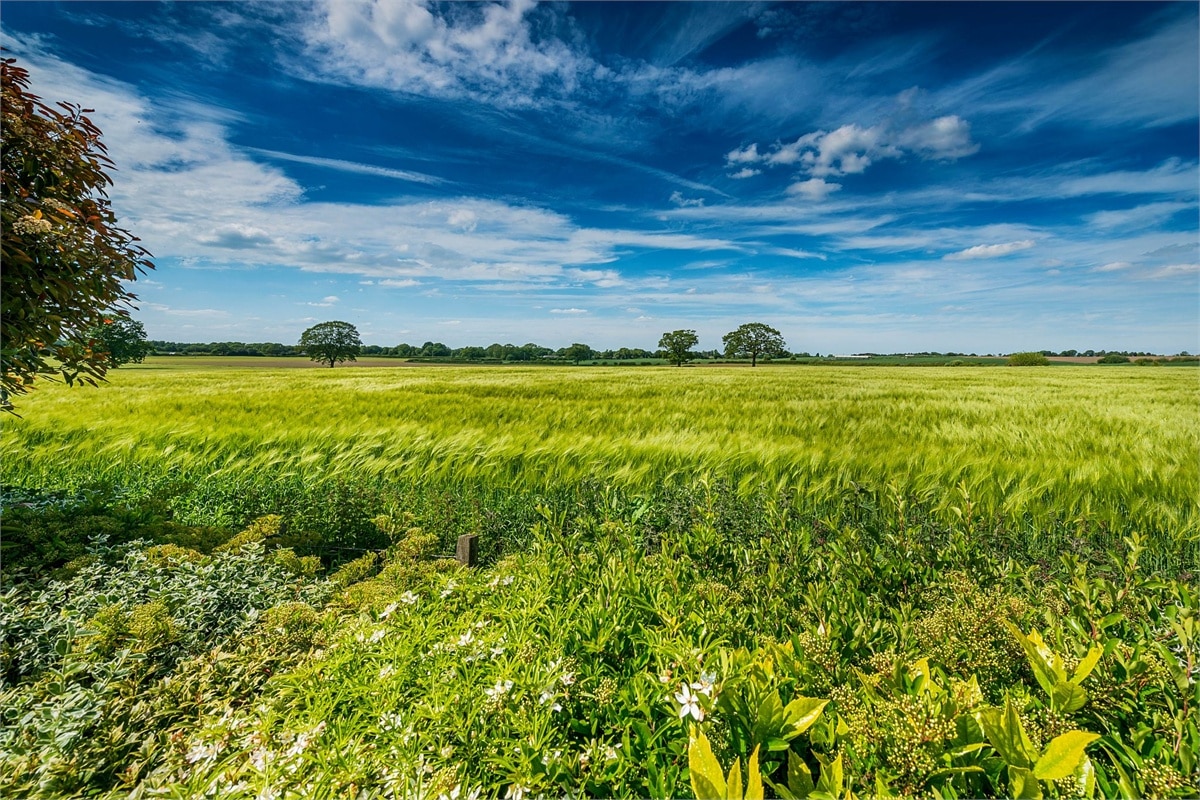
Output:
[{"xmin": 4, "ymin": 1, "xmax": 1197, "ymax": 353}]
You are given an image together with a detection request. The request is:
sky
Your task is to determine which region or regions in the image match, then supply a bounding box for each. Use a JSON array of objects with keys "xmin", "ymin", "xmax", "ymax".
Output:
[{"xmin": 3, "ymin": 1, "xmax": 1198, "ymax": 354}]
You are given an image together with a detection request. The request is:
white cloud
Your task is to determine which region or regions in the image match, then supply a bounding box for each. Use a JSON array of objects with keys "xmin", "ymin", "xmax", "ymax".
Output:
[
  {"xmin": 729, "ymin": 167, "xmax": 761, "ymax": 179},
  {"xmin": 299, "ymin": 0, "xmax": 590, "ymax": 108},
  {"xmin": 1147, "ymin": 263, "xmax": 1199, "ymax": 279},
  {"xmin": 447, "ymin": 208, "xmax": 479, "ymax": 231},
  {"xmin": 894, "ymin": 115, "xmax": 979, "ymax": 160},
  {"xmin": 669, "ymin": 191, "xmax": 705, "ymax": 208},
  {"xmin": 944, "ymin": 240, "xmax": 1036, "ymax": 260},
  {"xmin": 1094, "ymin": 261, "xmax": 1132, "ymax": 272},
  {"xmin": 1086, "ymin": 202, "xmax": 1191, "ymax": 230},
  {"xmin": 724, "ymin": 107, "xmax": 978, "ymax": 188},
  {"xmin": 378, "ymin": 279, "xmax": 421, "ymax": 288},
  {"xmin": 787, "ymin": 178, "xmax": 842, "ymax": 201},
  {"xmin": 305, "ymin": 295, "xmax": 340, "ymax": 307},
  {"xmin": 247, "ymin": 148, "xmax": 446, "ymax": 185},
  {"xmin": 550, "ymin": 307, "xmax": 588, "ymax": 314},
  {"xmin": 726, "ymin": 143, "xmax": 760, "ymax": 164}
]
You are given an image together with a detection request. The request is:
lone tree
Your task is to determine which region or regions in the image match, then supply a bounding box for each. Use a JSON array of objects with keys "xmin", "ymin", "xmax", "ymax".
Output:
[
  {"xmin": 1, "ymin": 57, "xmax": 154, "ymax": 412},
  {"xmin": 88, "ymin": 315, "xmax": 151, "ymax": 366},
  {"xmin": 722, "ymin": 322, "xmax": 786, "ymax": 367},
  {"xmin": 300, "ymin": 321, "xmax": 362, "ymax": 367},
  {"xmin": 563, "ymin": 342, "xmax": 593, "ymax": 365},
  {"xmin": 658, "ymin": 329, "xmax": 699, "ymax": 367}
]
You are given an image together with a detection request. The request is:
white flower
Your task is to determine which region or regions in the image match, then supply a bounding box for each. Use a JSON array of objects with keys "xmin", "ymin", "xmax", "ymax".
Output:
[
  {"xmin": 505, "ymin": 784, "xmax": 529, "ymax": 800},
  {"xmin": 379, "ymin": 602, "xmax": 400, "ymax": 619},
  {"xmin": 485, "ymin": 679, "xmax": 514, "ymax": 699},
  {"xmin": 399, "ymin": 591, "xmax": 418, "ymax": 605},
  {"xmin": 249, "ymin": 747, "xmax": 273, "ymax": 771},
  {"xmin": 674, "ymin": 683, "xmax": 704, "ymax": 721},
  {"xmin": 185, "ymin": 741, "xmax": 222, "ymax": 764},
  {"xmin": 500, "ymin": 575, "xmax": 514, "ymax": 586},
  {"xmin": 12, "ymin": 215, "xmax": 53, "ymax": 236},
  {"xmin": 379, "ymin": 664, "xmax": 396, "ymax": 679},
  {"xmin": 539, "ymin": 689, "xmax": 555, "ymax": 705},
  {"xmin": 369, "ymin": 627, "xmax": 387, "ymax": 643},
  {"xmin": 491, "ymin": 646, "xmax": 505, "ymax": 657},
  {"xmin": 691, "ymin": 672, "xmax": 717, "ymax": 697},
  {"xmin": 440, "ymin": 582, "xmax": 456, "ymax": 598},
  {"xmin": 456, "ymin": 632, "xmax": 475, "ymax": 647},
  {"xmin": 560, "ymin": 671, "xmax": 576, "ymax": 686},
  {"xmin": 604, "ymin": 743, "xmax": 622, "ymax": 762}
]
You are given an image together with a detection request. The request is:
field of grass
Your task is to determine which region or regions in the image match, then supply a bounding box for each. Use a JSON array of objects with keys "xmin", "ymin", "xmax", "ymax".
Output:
[
  {"xmin": 3, "ymin": 361, "xmax": 1197, "ymax": 557},
  {"xmin": 2, "ymin": 362, "xmax": 1198, "ymax": 798}
]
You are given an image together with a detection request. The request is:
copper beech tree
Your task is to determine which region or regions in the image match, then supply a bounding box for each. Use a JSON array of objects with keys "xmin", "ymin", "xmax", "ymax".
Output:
[{"xmin": 1, "ymin": 57, "xmax": 154, "ymax": 411}]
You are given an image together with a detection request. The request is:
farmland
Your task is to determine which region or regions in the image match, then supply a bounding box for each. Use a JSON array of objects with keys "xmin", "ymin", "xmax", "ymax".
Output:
[{"xmin": 2, "ymin": 363, "xmax": 1198, "ymax": 798}]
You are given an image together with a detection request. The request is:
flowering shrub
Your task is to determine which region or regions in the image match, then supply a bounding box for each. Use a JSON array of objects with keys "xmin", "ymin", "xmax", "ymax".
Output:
[{"xmin": 1, "ymin": 495, "xmax": 1196, "ymax": 798}]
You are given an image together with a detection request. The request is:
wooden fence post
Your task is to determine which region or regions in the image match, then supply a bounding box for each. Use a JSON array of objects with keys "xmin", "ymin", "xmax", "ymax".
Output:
[{"xmin": 456, "ymin": 534, "xmax": 479, "ymax": 567}]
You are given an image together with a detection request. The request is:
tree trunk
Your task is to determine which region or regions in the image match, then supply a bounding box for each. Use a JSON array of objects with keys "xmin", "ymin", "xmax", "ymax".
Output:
[
  {"xmin": 751, "ymin": 352, "xmax": 757, "ymax": 367},
  {"xmin": 328, "ymin": 359, "xmax": 335, "ymax": 367}
]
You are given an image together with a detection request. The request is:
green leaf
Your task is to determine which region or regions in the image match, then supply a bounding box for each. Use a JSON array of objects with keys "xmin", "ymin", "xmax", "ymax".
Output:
[
  {"xmin": 745, "ymin": 746, "xmax": 764, "ymax": 800},
  {"xmin": 787, "ymin": 750, "xmax": 816, "ymax": 797},
  {"xmin": 727, "ymin": 752, "xmax": 743, "ymax": 800},
  {"xmin": 1034, "ymin": 731, "xmax": 1101, "ymax": 781},
  {"xmin": 1074, "ymin": 755, "xmax": 1097, "ymax": 799},
  {"xmin": 815, "ymin": 751, "xmax": 844, "ymax": 797},
  {"xmin": 977, "ymin": 701, "xmax": 1036, "ymax": 769},
  {"xmin": 1005, "ymin": 622, "xmax": 1060, "ymax": 697},
  {"xmin": 1051, "ymin": 681, "xmax": 1089, "ymax": 713},
  {"xmin": 689, "ymin": 732, "xmax": 727, "ymax": 800},
  {"xmin": 1071, "ymin": 646, "xmax": 1104, "ymax": 685},
  {"xmin": 782, "ymin": 697, "xmax": 829, "ymax": 738},
  {"xmin": 1008, "ymin": 765, "xmax": 1043, "ymax": 799}
]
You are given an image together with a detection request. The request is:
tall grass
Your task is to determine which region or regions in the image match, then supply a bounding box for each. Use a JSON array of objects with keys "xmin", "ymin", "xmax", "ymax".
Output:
[{"xmin": 3, "ymin": 363, "xmax": 1197, "ymax": 555}]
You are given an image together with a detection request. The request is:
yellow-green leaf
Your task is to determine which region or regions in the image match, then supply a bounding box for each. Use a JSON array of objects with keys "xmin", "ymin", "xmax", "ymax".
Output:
[
  {"xmin": 1034, "ymin": 731, "xmax": 1101, "ymax": 781},
  {"xmin": 1070, "ymin": 646, "xmax": 1103, "ymax": 685},
  {"xmin": 1009, "ymin": 765, "xmax": 1043, "ymax": 799},
  {"xmin": 782, "ymin": 697, "xmax": 829, "ymax": 737},
  {"xmin": 689, "ymin": 732, "xmax": 727, "ymax": 800},
  {"xmin": 726, "ymin": 755, "xmax": 743, "ymax": 800},
  {"xmin": 745, "ymin": 746, "xmax": 764, "ymax": 800}
]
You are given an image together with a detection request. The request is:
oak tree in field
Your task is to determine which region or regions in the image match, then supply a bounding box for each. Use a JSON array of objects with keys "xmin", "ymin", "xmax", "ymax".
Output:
[
  {"xmin": 1, "ymin": 58, "xmax": 154, "ymax": 412},
  {"xmin": 658, "ymin": 329, "xmax": 698, "ymax": 367},
  {"xmin": 300, "ymin": 321, "xmax": 362, "ymax": 367},
  {"xmin": 562, "ymin": 342, "xmax": 593, "ymax": 365},
  {"xmin": 722, "ymin": 322, "xmax": 786, "ymax": 367},
  {"xmin": 88, "ymin": 315, "xmax": 151, "ymax": 366}
]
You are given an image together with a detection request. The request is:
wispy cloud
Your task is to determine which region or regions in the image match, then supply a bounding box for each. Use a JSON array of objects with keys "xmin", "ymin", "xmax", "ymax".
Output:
[
  {"xmin": 247, "ymin": 148, "xmax": 447, "ymax": 185},
  {"xmin": 944, "ymin": 240, "xmax": 1036, "ymax": 260}
]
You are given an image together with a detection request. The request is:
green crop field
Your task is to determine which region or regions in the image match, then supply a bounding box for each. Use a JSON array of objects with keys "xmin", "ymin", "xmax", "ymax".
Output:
[{"xmin": 2, "ymin": 363, "xmax": 1198, "ymax": 799}]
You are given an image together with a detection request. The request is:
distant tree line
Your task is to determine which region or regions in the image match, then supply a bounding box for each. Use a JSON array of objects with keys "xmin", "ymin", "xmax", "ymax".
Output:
[{"xmin": 147, "ymin": 339, "xmax": 664, "ymax": 362}]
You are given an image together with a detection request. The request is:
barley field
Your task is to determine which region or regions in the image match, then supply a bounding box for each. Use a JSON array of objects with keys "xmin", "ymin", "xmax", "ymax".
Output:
[
  {"xmin": 4, "ymin": 361, "xmax": 1199, "ymax": 798},
  {"xmin": 4, "ymin": 361, "xmax": 1197, "ymax": 547}
]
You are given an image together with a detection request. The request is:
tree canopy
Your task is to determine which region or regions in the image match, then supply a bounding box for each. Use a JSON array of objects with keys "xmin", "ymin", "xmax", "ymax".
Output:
[
  {"xmin": 299, "ymin": 321, "xmax": 362, "ymax": 368},
  {"xmin": 89, "ymin": 316, "xmax": 151, "ymax": 367},
  {"xmin": 1, "ymin": 57, "xmax": 154, "ymax": 411},
  {"xmin": 562, "ymin": 342, "xmax": 593, "ymax": 365},
  {"xmin": 658, "ymin": 330, "xmax": 699, "ymax": 367},
  {"xmin": 722, "ymin": 323, "xmax": 786, "ymax": 367}
]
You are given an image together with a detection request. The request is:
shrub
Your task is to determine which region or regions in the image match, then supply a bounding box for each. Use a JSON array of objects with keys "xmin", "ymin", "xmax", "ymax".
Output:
[
  {"xmin": 1098, "ymin": 353, "xmax": 1130, "ymax": 364},
  {"xmin": 1008, "ymin": 351, "xmax": 1050, "ymax": 366}
]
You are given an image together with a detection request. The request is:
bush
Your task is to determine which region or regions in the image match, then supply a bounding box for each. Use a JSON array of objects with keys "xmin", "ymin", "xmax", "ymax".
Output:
[
  {"xmin": 1008, "ymin": 352, "xmax": 1050, "ymax": 366},
  {"xmin": 1098, "ymin": 353, "xmax": 1130, "ymax": 364}
]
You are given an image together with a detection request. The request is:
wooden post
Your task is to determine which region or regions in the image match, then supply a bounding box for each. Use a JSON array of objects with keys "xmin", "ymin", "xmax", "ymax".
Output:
[{"xmin": 456, "ymin": 534, "xmax": 479, "ymax": 567}]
